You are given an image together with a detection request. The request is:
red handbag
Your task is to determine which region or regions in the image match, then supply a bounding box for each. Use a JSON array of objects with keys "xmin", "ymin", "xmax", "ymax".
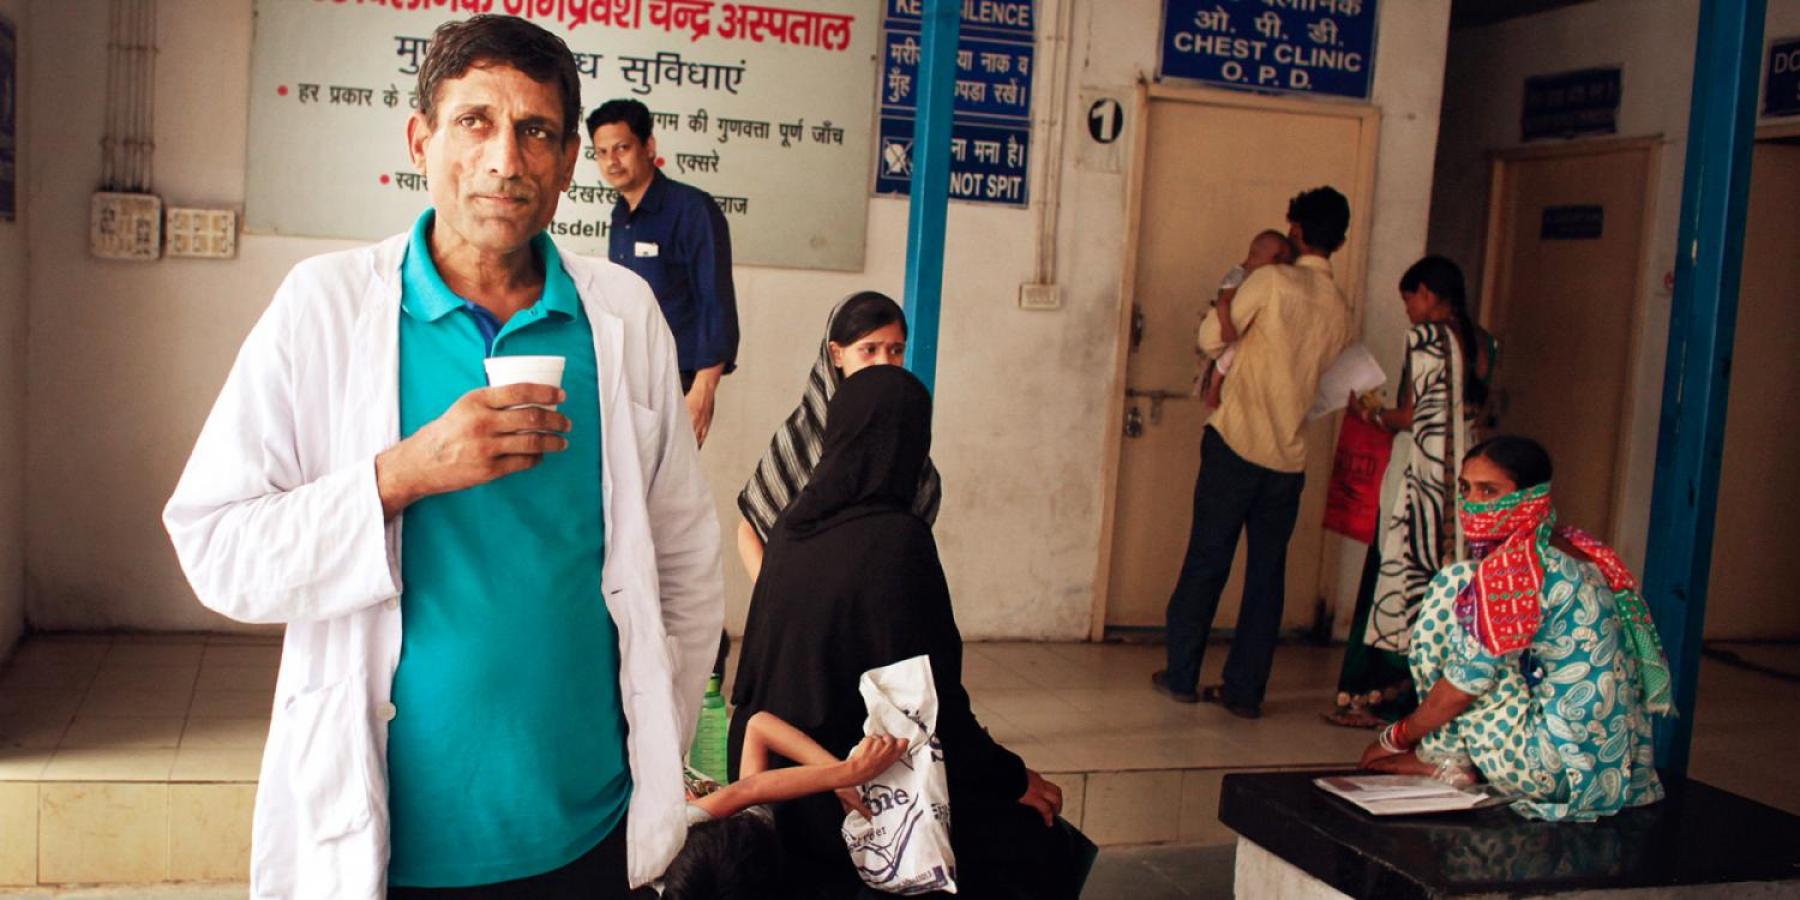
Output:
[{"xmin": 1322, "ymin": 413, "xmax": 1392, "ymax": 545}]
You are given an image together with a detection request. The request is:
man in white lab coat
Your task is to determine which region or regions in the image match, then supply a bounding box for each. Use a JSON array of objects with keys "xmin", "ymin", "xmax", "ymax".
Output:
[{"xmin": 163, "ymin": 15, "xmax": 721, "ymax": 899}]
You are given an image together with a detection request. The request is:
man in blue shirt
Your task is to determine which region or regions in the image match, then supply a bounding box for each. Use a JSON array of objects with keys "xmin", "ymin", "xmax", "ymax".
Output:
[{"xmin": 588, "ymin": 98, "xmax": 738, "ymax": 448}]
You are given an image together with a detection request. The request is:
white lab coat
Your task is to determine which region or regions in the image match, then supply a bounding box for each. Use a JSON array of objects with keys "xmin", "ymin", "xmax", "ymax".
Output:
[{"xmin": 163, "ymin": 232, "xmax": 724, "ymax": 898}]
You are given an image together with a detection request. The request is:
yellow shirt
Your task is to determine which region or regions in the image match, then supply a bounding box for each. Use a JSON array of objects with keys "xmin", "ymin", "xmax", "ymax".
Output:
[{"xmin": 1198, "ymin": 255, "xmax": 1352, "ymax": 473}]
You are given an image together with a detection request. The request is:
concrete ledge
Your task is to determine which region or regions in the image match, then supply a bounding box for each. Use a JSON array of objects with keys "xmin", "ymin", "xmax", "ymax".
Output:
[{"xmin": 1219, "ymin": 771, "xmax": 1800, "ymax": 899}]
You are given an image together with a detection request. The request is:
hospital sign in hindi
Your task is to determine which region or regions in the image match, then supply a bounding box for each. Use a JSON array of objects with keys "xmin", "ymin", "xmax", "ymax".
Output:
[{"xmin": 246, "ymin": 0, "xmax": 878, "ymax": 271}]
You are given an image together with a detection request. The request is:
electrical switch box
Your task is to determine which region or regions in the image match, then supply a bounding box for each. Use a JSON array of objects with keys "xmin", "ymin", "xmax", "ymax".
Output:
[
  {"xmin": 1018, "ymin": 283, "xmax": 1062, "ymax": 311},
  {"xmin": 165, "ymin": 207, "xmax": 239, "ymax": 259},
  {"xmin": 90, "ymin": 192, "xmax": 163, "ymax": 261}
]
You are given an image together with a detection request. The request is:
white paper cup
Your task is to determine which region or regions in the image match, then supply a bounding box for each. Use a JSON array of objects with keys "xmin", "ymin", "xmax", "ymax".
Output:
[{"xmin": 484, "ymin": 355, "xmax": 565, "ymax": 411}]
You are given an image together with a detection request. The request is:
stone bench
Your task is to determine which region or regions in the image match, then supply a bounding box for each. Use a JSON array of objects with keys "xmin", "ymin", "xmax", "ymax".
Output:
[{"xmin": 1218, "ymin": 771, "xmax": 1800, "ymax": 898}]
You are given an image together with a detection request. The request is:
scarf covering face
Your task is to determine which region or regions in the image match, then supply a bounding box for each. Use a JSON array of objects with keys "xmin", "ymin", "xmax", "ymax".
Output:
[
  {"xmin": 735, "ymin": 297, "xmax": 943, "ymax": 542},
  {"xmin": 1458, "ymin": 483, "xmax": 1674, "ymax": 715},
  {"xmin": 781, "ymin": 365, "xmax": 933, "ymax": 537}
]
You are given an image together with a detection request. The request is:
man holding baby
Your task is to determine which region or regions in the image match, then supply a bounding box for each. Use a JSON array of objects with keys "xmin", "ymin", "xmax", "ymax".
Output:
[
  {"xmin": 163, "ymin": 15, "xmax": 720, "ymax": 899},
  {"xmin": 1154, "ymin": 186, "xmax": 1354, "ymax": 721}
]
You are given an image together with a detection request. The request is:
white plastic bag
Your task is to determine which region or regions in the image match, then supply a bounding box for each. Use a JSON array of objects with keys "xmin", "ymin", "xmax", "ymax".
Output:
[{"xmin": 841, "ymin": 655, "xmax": 957, "ymax": 895}]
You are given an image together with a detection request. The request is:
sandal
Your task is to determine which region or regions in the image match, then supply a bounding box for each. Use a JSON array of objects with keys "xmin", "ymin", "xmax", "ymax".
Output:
[
  {"xmin": 1321, "ymin": 705, "xmax": 1387, "ymax": 730},
  {"xmin": 1198, "ymin": 684, "xmax": 1261, "ymax": 719}
]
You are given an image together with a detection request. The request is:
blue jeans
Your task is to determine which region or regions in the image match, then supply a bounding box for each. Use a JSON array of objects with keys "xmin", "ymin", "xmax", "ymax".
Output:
[{"xmin": 1163, "ymin": 427, "xmax": 1305, "ymax": 709}]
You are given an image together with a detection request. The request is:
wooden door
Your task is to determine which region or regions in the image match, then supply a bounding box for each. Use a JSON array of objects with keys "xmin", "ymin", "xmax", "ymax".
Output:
[
  {"xmin": 1706, "ymin": 139, "xmax": 1800, "ymax": 639},
  {"xmin": 1099, "ymin": 87, "xmax": 1378, "ymax": 632},
  {"xmin": 1481, "ymin": 141, "xmax": 1656, "ymax": 539}
]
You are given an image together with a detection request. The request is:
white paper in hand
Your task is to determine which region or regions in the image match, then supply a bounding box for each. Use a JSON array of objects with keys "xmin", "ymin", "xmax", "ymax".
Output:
[
  {"xmin": 1309, "ymin": 343, "xmax": 1389, "ymax": 420},
  {"xmin": 841, "ymin": 655, "xmax": 957, "ymax": 895}
]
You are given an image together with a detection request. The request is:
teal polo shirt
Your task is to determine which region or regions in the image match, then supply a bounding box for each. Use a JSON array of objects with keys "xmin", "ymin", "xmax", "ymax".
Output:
[{"xmin": 386, "ymin": 210, "xmax": 629, "ymax": 887}]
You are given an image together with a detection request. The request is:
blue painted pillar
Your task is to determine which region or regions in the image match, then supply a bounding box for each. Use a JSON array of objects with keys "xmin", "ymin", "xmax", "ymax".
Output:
[
  {"xmin": 902, "ymin": 0, "xmax": 961, "ymax": 393},
  {"xmin": 1643, "ymin": 0, "xmax": 1765, "ymax": 775}
]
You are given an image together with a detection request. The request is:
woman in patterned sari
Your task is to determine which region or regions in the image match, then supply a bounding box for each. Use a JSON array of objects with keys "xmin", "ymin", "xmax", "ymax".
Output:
[
  {"xmin": 1328, "ymin": 256, "xmax": 1496, "ymax": 728},
  {"xmin": 1358, "ymin": 436, "xmax": 1673, "ymax": 822}
]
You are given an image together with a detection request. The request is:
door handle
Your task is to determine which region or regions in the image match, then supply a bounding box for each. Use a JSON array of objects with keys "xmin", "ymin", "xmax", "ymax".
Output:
[
  {"xmin": 1131, "ymin": 305, "xmax": 1146, "ymax": 353},
  {"xmin": 1125, "ymin": 388, "xmax": 1188, "ymax": 425}
]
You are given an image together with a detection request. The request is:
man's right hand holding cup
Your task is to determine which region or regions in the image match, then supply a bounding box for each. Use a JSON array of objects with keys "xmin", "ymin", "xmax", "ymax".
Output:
[{"xmin": 375, "ymin": 383, "xmax": 570, "ymax": 519}]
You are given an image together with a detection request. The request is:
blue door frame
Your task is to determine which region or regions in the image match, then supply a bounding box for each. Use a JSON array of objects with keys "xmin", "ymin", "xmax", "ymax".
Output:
[
  {"xmin": 901, "ymin": 0, "xmax": 962, "ymax": 393},
  {"xmin": 1643, "ymin": 0, "xmax": 1766, "ymax": 775}
]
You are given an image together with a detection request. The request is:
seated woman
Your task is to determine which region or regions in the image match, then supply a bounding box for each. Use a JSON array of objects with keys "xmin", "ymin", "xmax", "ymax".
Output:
[
  {"xmin": 1359, "ymin": 435, "xmax": 1674, "ymax": 822},
  {"xmin": 735, "ymin": 291, "xmax": 942, "ymax": 582},
  {"xmin": 729, "ymin": 366, "xmax": 1080, "ymax": 898}
]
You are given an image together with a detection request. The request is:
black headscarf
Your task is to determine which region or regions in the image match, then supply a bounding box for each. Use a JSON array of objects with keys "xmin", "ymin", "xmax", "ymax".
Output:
[
  {"xmin": 735, "ymin": 296, "xmax": 943, "ymax": 543},
  {"xmin": 779, "ymin": 365, "xmax": 933, "ymax": 537}
]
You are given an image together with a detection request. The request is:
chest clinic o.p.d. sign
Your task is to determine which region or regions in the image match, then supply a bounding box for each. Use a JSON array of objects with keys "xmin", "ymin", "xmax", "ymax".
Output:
[{"xmin": 1159, "ymin": 0, "xmax": 1377, "ymax": 100}]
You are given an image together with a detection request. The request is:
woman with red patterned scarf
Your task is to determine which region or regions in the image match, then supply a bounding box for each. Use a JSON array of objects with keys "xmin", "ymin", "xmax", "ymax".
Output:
[{"xmin": 1358, "ymin": 436, "xmax": 1675, "ymax": 821}]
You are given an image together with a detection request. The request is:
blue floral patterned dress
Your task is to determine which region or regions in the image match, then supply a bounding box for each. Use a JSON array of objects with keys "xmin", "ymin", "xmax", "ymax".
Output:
[{"xmin": 1407, "ymin": 547, "xmax": 1664, "ymax": 821}]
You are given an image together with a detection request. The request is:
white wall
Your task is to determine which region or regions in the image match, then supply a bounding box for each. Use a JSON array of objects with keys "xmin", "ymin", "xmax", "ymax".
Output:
[
  {"xmin": 1428, "ymin": 0, "xmax": 1800, "ymax": 592},
  {"xmin": 25, "ymin": 0, "xmax": 346, "ymax": 632},
  {"xmin": 1328, "ymin": 0, "xmax": 1455, "ymax": 617},
  {"xmin": 20, "ymin": 0, "xmax": 1448, "ymax": 639},
  {"xmin": 0, "ymin": 0, "xmax": 25, "ymax": 663}
]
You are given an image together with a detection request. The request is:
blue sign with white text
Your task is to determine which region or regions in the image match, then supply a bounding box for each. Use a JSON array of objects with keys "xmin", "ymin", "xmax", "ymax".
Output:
[
  {"xmin": 881, "ymin": 34, "xmax": 1034, "ymax": 122},
  {"xmin": 1765, "ymin": 36, "xmax": 1800, "ymax": 119},
  {"xmin": 885, "ymin": 0, "xmax": 1035, "ymax": 35},
  {"xmin": 1159, "ymin": 0, "xmax": 1377, "ymax": 100},
  {"xmin": 874, "ymin": 116, "xmax": 1030, "ymax": 206},
  {"xmin": 876, "ymin": 0, "xmax": 1034, "ymax": 207},
  {"xmin": 1521, "ymin": 67, "xmax": 1620, "ymax": 141}
]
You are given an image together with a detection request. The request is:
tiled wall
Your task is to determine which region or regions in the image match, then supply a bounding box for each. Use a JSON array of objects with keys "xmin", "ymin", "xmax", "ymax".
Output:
[{"xmin": 0, "ymin": 781, "xmax": 254, "ymax": 885}]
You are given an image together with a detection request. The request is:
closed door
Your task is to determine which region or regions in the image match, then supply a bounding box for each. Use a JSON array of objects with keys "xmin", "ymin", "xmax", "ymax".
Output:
[
  {"xmin": 1103, "ymin": 91, "xmax": 1376, "ymax": 630},
  {"xmin": 1483, "ymin": 143, "xmax": 1655, "ymax": 539},
  {"xmin": 1706, "ymin": 140, "xmax": 1800, "ymax": 639}
]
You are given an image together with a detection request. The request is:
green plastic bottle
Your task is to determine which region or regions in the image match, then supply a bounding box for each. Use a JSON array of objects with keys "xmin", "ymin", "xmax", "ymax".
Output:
[{"xmin": 689, "ymin": 674, "xmax": 729, "ymax": 784}]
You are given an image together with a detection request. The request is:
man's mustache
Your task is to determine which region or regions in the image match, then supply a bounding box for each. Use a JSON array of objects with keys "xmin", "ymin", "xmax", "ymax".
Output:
[{"xmin": 468, "ymin": 183, "xmax": 534, "ymax": 201}]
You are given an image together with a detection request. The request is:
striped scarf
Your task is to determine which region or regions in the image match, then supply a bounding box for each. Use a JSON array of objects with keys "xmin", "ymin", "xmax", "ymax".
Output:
[
  {"xmin": 735, "ymin": 301, "xmax": 943, "ymax": 542},
  {"xmin": 1458, "ymin": 483, "xmax": 1674, "ymax": 715}
]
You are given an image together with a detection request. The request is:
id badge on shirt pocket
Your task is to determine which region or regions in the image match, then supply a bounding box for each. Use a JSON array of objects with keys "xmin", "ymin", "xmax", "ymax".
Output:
[{"xmin": 634, "ymin": 241, "xmax": 660, "ymax": 258}]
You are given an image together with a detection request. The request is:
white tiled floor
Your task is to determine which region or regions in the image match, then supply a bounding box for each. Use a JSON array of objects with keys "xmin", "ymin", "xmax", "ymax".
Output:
[
  {"xmin": 0, "ymin": 634, "xmax": 276, "ymax": 785},
  {"xmin": 961, "ymin": 642, "xmax": 1375, "ymax": 774},
  {"xmin": 0, "ymin": 635, "xmax": 275, "ymax": 887},
  {"xmin": 0, "ymin": 633, "xmax": 1795, "ymax": 887}
]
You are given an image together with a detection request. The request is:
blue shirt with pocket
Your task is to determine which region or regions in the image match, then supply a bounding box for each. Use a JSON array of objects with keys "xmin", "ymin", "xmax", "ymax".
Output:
[
  {"xmin": 608, "ymin": 169, "xmax": 738, "ymax": 376},
  {"xmin": 386, "ymin": 210, "xmax": 630, "ymax": 887}
]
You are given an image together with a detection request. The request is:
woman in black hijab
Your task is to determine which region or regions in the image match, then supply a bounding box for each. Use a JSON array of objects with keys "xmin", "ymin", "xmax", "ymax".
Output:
[{"xmin": 729, "ymin": 365, "xmax": 1081, "ymax": 899}]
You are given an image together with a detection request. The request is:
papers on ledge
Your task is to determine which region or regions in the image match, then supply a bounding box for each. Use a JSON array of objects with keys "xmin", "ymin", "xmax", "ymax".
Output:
[{"xmin": 1313, "ymin": 775, "xmax": 1501, "ymax": 816}]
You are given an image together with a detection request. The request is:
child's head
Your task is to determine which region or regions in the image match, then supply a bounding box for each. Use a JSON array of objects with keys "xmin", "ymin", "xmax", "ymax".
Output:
[
  {"xmin": 1243, "ymin": 229, "xmax": 1296, "ymax": 271},
  {"xmin": 661, "ymin": 808, "xmax": 782, "ymax": 900}
]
